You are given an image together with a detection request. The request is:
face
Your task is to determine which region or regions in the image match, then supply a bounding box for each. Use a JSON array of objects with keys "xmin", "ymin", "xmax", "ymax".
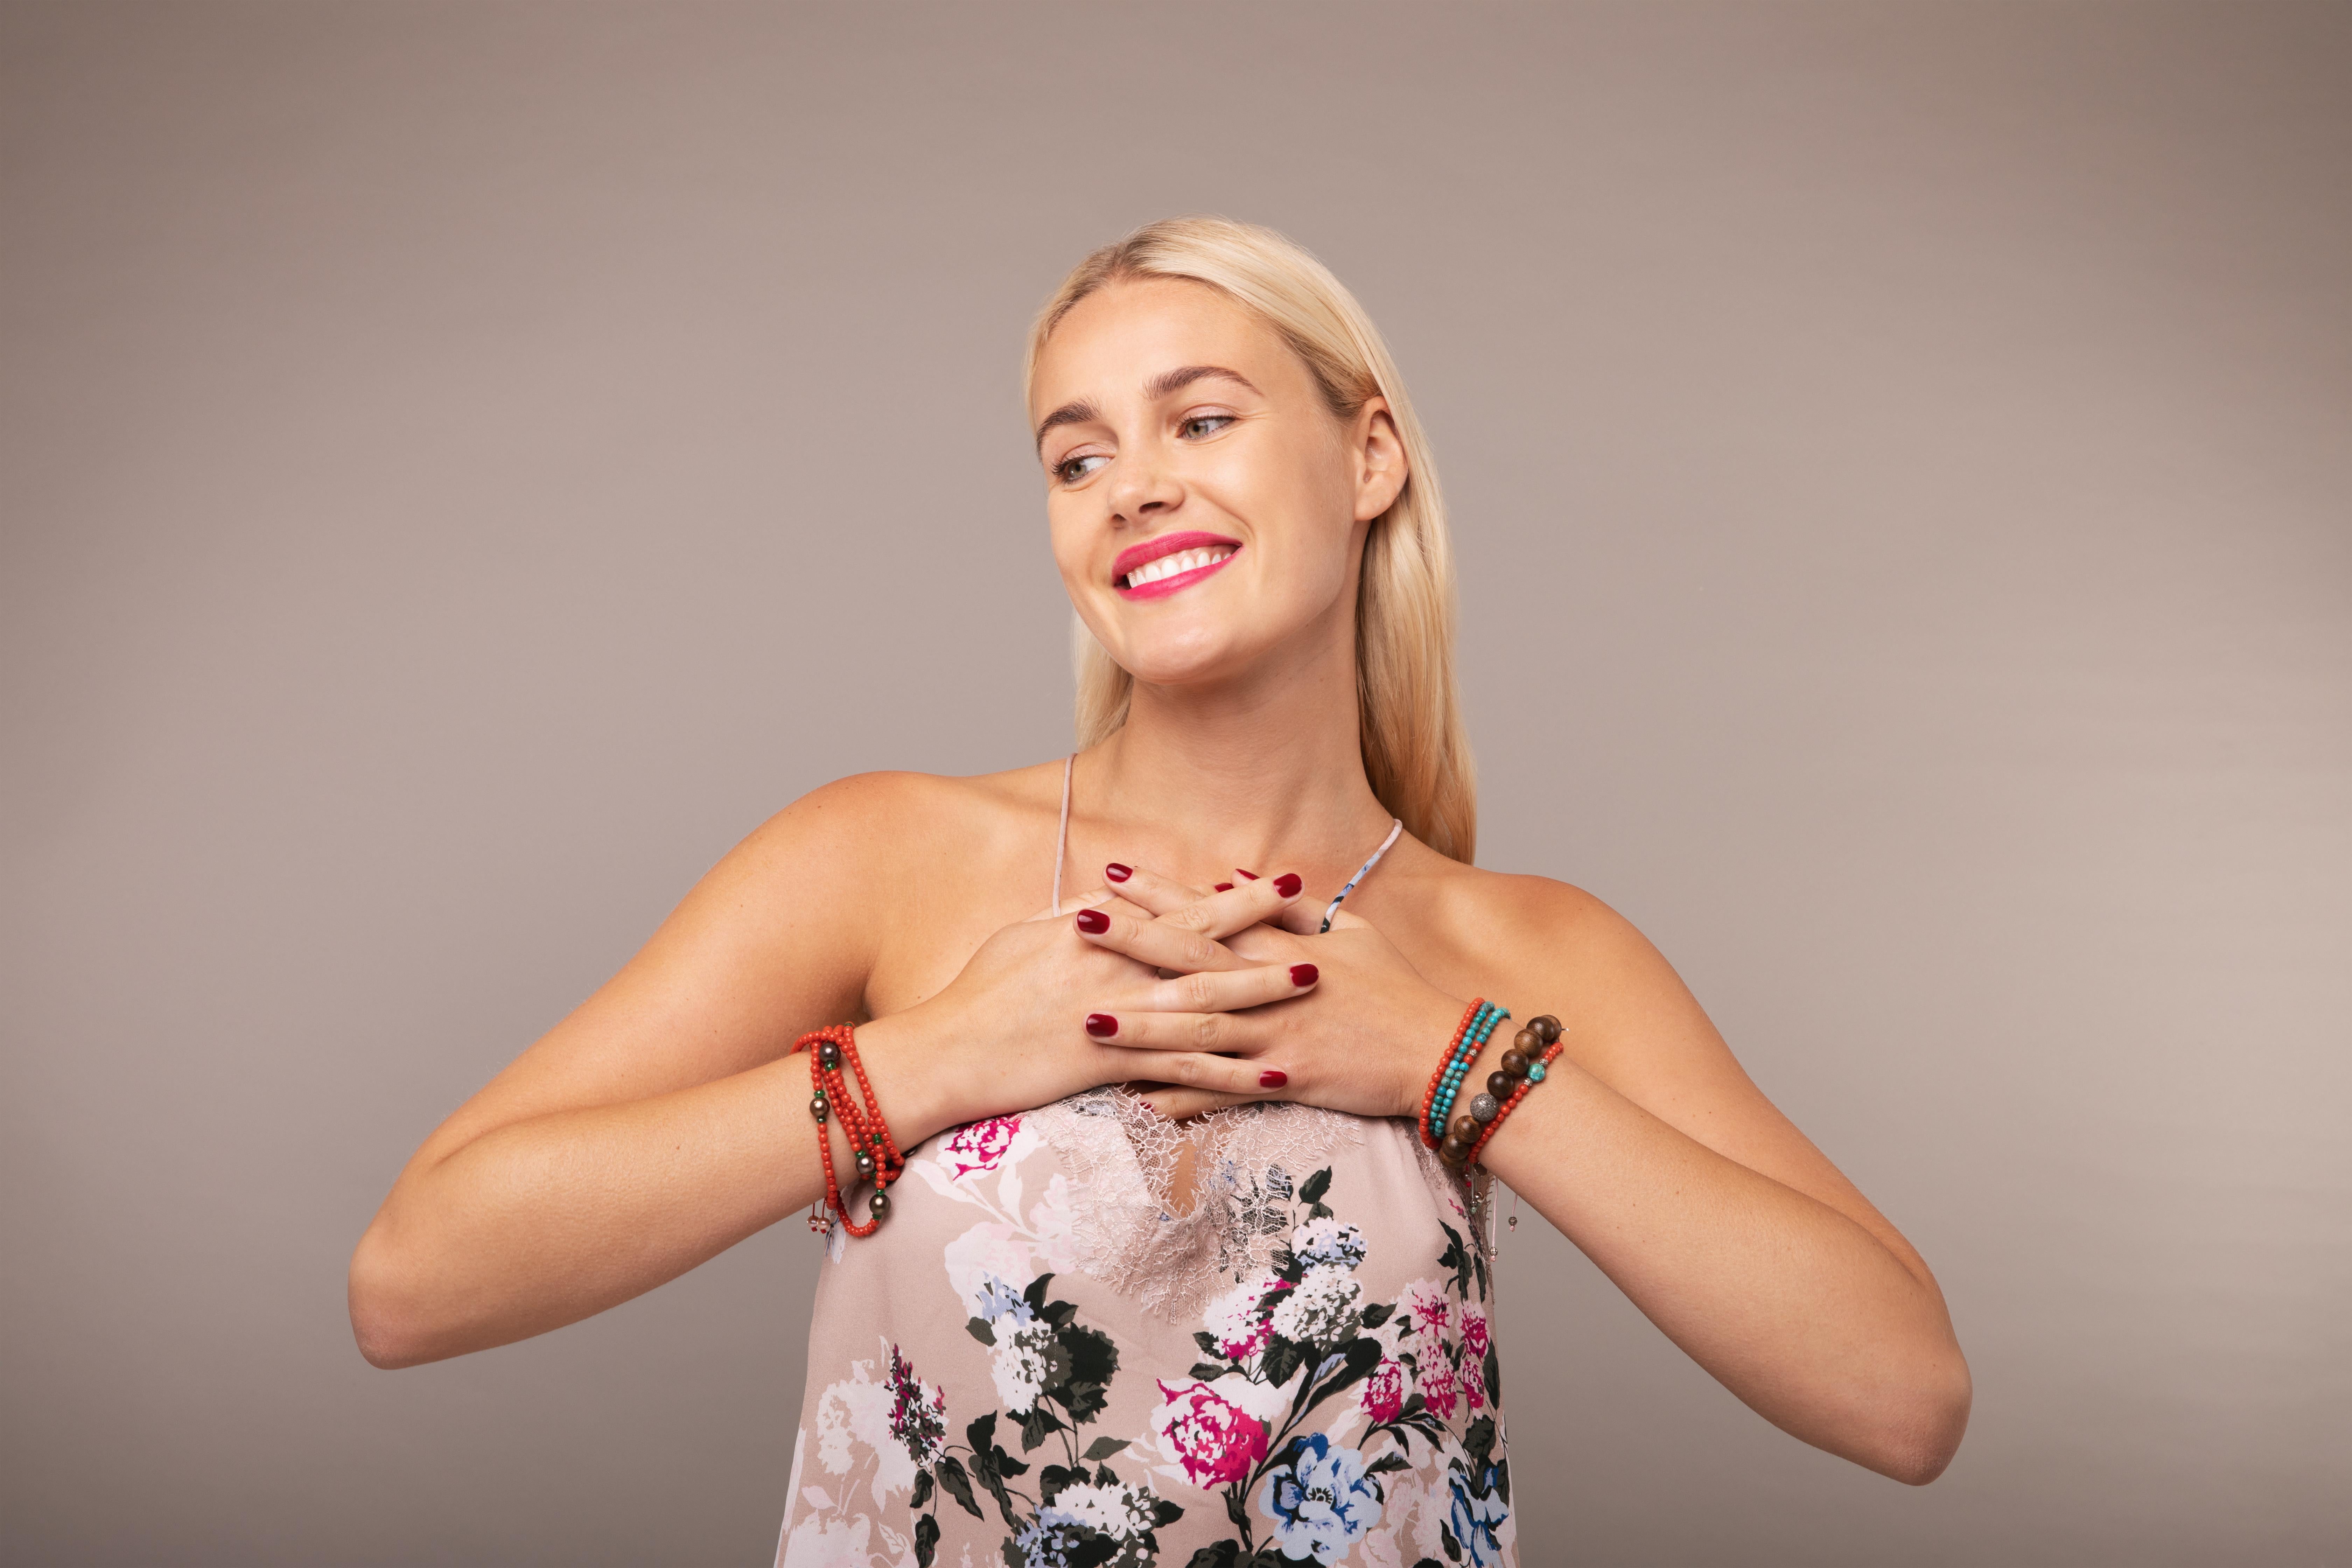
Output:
[{"xmin": 1030, "ymin": 279, "xmax": 1407, "ymax": 693}]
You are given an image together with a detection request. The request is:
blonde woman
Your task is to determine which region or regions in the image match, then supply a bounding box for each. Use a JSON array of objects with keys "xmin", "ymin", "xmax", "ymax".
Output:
[{"xmin": 350, "ymin": 218, "xmax": 1970, "ymax": 1566}]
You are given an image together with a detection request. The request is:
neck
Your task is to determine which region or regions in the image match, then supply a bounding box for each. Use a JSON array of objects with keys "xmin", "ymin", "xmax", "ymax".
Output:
[{"xmin": 1083, "ymin": 615, "xmax": 1394, "ymax": 886}]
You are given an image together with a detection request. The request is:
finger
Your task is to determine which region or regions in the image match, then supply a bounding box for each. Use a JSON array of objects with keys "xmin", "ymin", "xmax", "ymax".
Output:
[
  {"xmin": 1140, "ymin": 962, "xmax": 1318, "ymax": 1020},
  {"xmin": 1072, "ymin": 906, "xmax": 1247, "ymax": 973},
  {"xmin": 1026, "ymin": 886, "xmax": 1116, "ymax": 922},
  {"xmin": 1154, "ymin": 873, "xmax": 1311, "ymax": 945},
  {"xmin": 1084, "ymin": 1008, "xmax": 1285, "ymax": 1055},
  {"xmin": 1135, "ymin": 1087, "xmax": 1263, "ymax": 1122},
  {"xmin": 1097, "ymin": 863, "xmax": 1209, "ymax": 915},
  {"xmin": 1114, "ymin": 1050, "xmax": 1290, "ymax": 1100}
]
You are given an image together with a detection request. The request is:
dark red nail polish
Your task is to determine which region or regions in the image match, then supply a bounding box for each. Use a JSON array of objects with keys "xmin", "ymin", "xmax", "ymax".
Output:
[
  {"xmin": 1259, "ymin": 1069, "xmax": 1288, "ymax": 1088},
  {"xmin": 1237, "ymin": 869, "xmax": 1259, "ymax": 880},
  {"xmin": 1290, "ymin": 963, "xmax": 1318, "ymax": 987},
  {"xmin": 1105, "ymin": 862, "xmax": 1132, "ymax": 882},
  {"xmin": 1086, "ymin": 1014, "xmax": 1118, "ymax": 1037},
  {"xmin": 1214, "ymin": 882, "xmax": 1234, "ymax": 892},
  {"xmin": 1274, "ymin": 873, "xmax": 1303, "ymax": 898},
  {"xmin": 1075, "ymin": 909, "xmax": 1110, "ymax": 933}
]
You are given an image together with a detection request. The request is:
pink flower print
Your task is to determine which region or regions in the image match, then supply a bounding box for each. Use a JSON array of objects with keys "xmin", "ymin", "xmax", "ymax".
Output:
[
  {"xmin": 939, "ymin": 1116, "xmax": 1020, "ymax": 1181},
  {"xmin": 1420, "ymin": 1356, "xmax": 1460, "ymax": 1421},
  {"xmin": 1461, "ymin": 1306, "xmax": 1490, "ymax": 1362},
  {"xmin": 1360, "ymin": 1357, "xmax": 1407, "ymax": 1424},
  {"xmin": 885, "ymin": 1345, "xmax": 947, "ymax": 1468},
  {"xmin": 1153, "ymin": 1379, "xmax": 1270, "ymax": 1489},
  {"xmin": 1397, "ymin": 1279, "xmax": 1450, "ymax": 1341}
]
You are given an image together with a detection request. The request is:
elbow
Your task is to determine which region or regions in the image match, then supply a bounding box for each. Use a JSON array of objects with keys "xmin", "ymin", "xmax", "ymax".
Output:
[
  {"xmin": 348, "ymin": 1224, "xmax": 441, "ymax": 1370},
  {"xmin": 1865, "ymin": 1349, "xmax": 1974, "ymax": 1486}
]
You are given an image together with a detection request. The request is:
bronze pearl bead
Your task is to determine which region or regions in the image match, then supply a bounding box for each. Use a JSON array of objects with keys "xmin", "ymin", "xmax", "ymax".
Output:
[
  {"xmin": 854, "ymin": 1150, "xmax": 875, "ymax": 1179},
  {"xmin": 866, "ymin": 1188, "xmax": 891, "ymax": 1223},
  {"xmin": 808, "ymin": 1093, "xmax": 830, "ymax": 1122},
  {"xmin": 816, "ymin": 1041, "xmax": 842, "ymax": 1070}
]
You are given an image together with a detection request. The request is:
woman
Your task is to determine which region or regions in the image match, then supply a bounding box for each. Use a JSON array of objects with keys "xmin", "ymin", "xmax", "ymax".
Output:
[{"xmin": 350, "ymin": 218, "xmax": 1970, "ymax": 1566}]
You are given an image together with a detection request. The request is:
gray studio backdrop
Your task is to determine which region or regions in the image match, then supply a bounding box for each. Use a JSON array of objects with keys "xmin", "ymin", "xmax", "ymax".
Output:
[{"xmin": 3, "ymin": 3, "xmax": 2345, "ymax": 1564}]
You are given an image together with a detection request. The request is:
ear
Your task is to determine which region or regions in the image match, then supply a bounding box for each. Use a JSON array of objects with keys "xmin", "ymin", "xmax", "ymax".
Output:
[{"xmin": 1350, "ymin": 398, "xmax": 1410, "ymax": 523}]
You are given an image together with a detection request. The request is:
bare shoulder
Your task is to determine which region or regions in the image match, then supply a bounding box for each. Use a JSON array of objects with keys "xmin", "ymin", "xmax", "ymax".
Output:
[
  {"xmin": 729, "ymin": 761, "xmax": 1065, "ymax": 888},
  {"xmin": 1400, "ymin": 854, "xmax": 1741, "ymax": 1093}
]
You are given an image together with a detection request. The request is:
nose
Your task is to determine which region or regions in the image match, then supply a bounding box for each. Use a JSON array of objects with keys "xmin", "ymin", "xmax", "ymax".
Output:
[{"xmin": 1106, "ymin": 450, "xmax": 1183, "ymax": 526}]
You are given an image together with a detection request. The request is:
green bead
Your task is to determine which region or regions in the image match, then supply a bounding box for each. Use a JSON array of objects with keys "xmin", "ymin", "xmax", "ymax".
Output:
[{"xmin": 1526, "ymin": 1062, "xmax": 1548, "ymax": 1082}]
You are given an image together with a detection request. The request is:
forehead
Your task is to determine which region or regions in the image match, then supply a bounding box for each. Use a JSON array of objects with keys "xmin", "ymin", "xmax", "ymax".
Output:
[{"xmin": 1029, "ymin": 278, "xmax": 1301, "ymax": 416}]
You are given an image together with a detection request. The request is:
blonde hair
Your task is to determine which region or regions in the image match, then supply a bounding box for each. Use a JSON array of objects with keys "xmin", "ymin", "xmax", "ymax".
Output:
[{"xmin": 1026, "ymin": 216, "xmax": 1478, "ymax": 862}]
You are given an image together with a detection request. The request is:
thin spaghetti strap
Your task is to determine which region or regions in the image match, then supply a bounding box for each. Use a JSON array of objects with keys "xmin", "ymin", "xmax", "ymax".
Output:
[
  {"xmin": 1050, "ymin": 754, "xmax": 1074, "ymax": 916},
  {"xmin": 1321, "ymin": 818, "xmax": 1404, "ymax": 932}
]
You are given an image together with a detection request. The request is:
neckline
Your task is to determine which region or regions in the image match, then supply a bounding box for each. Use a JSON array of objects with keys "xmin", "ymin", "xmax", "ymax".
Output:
[{"xmin": 1048, "ymin": 752, "xmax": 1402, "ymax": 924}]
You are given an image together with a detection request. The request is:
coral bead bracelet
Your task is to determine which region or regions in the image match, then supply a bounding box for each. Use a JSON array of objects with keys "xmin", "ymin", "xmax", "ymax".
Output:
[{"xmin": 793, "ymin": 1024, "xmax": 904, "ymax": 1237}]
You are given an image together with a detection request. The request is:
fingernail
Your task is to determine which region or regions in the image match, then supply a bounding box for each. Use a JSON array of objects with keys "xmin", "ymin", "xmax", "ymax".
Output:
[
  {"xmin": 1237, "ymin": 869, "xmax": 1260, "ymax": 880},
  {"xmin": 1214, "ymin": 882, "xmax": 1234, "ymax": 892},
  {"xmin": 1273, "ymin": 872, "xmax": 1303, "ymax": 897},
  {"xmin": 1075, "ymin": 909, "xmax": 1110, "ymax": 933},
  {"xmin": 1086, "ymin": 1014, "xmax": 1118, "ymax": 1037},
  {"xmin": 1290, "ymin": 963, "xmax": 1318, "ymax": 987},
  {"xmin": 1259, "ymin": 1069, "xmax": 1288, "ymax": 1088},
  {"xmin": 1105, "ymin": 863, "xmax": 1132, "ymax": 882}
]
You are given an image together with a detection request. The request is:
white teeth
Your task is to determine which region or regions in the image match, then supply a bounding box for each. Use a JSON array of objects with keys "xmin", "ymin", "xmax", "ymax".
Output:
[{"xmin": 1123, "ymin": 545, "xmax": 1235, "ymax": 588}]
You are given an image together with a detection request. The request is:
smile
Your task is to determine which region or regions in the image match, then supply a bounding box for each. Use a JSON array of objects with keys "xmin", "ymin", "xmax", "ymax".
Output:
[{"xmin": 1112, "ymin": 531, "xmax": 1242, "ymax": 599}]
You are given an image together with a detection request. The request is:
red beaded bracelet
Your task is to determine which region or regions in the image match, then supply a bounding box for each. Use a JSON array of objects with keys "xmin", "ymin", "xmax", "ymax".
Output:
[
  {"xmin": 1418, "ymin": 999, "xmax": 1491, "ymax": 1150},
  {"xmin": 794, "ymin": 1025, "xmax": 904, "ymax": 1237}
]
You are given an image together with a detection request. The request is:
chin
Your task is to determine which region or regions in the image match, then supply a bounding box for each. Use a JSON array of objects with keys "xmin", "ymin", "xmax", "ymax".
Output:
[{"xmin": 1106, "ymin": 623, "xmax": 1263, "ymax": 690}]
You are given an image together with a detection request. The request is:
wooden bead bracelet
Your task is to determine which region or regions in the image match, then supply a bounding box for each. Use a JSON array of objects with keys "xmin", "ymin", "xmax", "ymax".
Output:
[
  {"xmin": 1438, "ymin": 1012, "xmax": 1564, "ymax": 1172},
  {"xmin": 793, "ymin": 1024, "xmax": 904, "ymax": 1237}
]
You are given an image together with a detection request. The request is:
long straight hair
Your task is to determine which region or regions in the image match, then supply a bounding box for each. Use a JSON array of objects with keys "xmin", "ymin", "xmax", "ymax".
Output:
[{"xmin": 1026, "ymin": 217, "xmax": 1477, "ymax": 863}]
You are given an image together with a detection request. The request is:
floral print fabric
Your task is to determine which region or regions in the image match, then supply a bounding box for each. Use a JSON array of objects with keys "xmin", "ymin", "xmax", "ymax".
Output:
[{"xmin": 777, "ymin": 1099, "xmax": 1516, "ymax": 1568}]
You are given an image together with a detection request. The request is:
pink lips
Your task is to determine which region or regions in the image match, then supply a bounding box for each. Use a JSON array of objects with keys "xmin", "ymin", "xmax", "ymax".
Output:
[{"xmin": 1111, "ymin": 531, "xmax": 1243, "ymax": 601}]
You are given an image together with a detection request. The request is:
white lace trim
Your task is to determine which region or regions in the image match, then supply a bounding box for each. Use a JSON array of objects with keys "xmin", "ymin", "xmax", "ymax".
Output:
[{"xmin": 1026, "ymin": 1089, "xmax": 1366, "ymax": 1324}]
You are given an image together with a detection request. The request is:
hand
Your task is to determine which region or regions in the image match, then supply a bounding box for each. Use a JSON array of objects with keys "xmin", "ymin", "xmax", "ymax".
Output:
[
  {"xmin": 883, "ymin": 874, "xmax": 1321, "ymax": 1138},
  {"xmin": 1071, "ymin": 865, "xmax": 1466, "ymax": 1125}
]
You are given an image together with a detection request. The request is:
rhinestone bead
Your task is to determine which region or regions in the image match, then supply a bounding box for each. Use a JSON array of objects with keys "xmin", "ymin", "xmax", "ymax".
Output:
[{"xmin": 1469, "ymin": 1092, "xmax": 1500, "ymax": 1123}]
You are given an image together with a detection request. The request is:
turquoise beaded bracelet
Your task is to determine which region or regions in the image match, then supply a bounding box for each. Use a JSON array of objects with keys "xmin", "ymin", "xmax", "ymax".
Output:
[{"xmin": 1427, "ymin": 1001, "xmax": 1507, "ymax": 1146}]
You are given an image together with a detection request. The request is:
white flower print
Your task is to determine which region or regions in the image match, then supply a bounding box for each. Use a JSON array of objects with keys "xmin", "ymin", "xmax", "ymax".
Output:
[
  {"xmin": 1203, "ymin": 1272, "xmax": 1291, "ymax": 1360},
  {"xmin": 990, "ymin": 1317, "xmax": 1060, "ymax": 1415},
  {"xmin": 811, "ymin": 1344, "xmax": 918, "ymax": 1500},
  {"xmin": 1269, "ymin": 1264, "xmax": 1361, "ymax": 1345}
]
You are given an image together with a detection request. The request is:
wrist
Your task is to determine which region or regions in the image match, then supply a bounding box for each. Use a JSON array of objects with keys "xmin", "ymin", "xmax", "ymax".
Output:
[
  {"xmin": 848, "ymin": 1008, "xmax": 958, "ymax": 1150},
  {"xmin": 1400, "ymin": 993, "xmax": 1481, "ymax": 1122}
]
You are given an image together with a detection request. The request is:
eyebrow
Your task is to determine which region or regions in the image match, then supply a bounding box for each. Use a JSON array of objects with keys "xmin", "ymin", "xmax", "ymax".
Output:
[{"xmin": 1032, "ymin": 365, "xmax": 1263, "ymax": 452}]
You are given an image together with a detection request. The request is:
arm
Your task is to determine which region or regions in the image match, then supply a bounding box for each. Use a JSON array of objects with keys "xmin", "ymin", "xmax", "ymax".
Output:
[
  {"xmin": 349, "ymin": 774, "xmax": 921, "ymax": 1367},
  {"xmin": 1458, "ymin": 884, "xmax": 1972, "ymax": 1484}
]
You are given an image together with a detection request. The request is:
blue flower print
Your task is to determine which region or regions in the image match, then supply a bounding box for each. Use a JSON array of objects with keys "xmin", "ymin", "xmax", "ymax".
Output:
[
  {"xmin": 1447, "ymin": 1469, "xmax": 1509, "ymax": 1568},
  {"xmin": 975, "ymin": 1275, "xmax": 1036, "ymax": 1326},
  {"xmin": 1256, "ymin": 1433, "xmax": 1383, "ymax": 1564}
]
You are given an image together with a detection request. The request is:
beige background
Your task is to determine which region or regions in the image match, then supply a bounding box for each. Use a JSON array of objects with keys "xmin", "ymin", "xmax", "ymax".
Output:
[{"xmin": 3, "ymin": 2, "xmax": 2346, "ymax": 1563}]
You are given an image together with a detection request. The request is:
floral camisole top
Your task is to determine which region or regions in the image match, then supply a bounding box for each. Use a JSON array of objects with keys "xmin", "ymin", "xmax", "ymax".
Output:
[{"xmin": 774, "ymin": 1085, "xmax": 1518, "ymax": 1568}]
